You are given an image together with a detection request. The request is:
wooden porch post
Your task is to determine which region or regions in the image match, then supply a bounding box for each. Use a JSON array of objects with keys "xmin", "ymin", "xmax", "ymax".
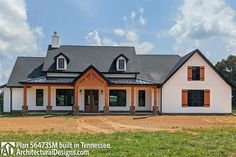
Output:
[
  {"xmin": 130, "ymin": 87, "xmax": 135, "ymax": 114},
  {"xmin": 46, "ymin": 85, "xmax": 52, "ymax": 114},
  {"xmin": 153, "ymin": 87, "xmax": 158, "ymax": 114},
  {"xmin": 73, "ymin": 85, "xmax": 79, "ymax": 115},
  {"xmin": 22, "ymin": 84, "xmax": 28, "ymax": 114},
  {"xmin": 104, "ymin": 87, "xmax": 109, "ymax": 113}
]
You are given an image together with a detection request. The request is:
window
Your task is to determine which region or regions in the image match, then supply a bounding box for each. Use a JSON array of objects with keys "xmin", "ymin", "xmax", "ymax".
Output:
[
  {"xmin": 56, "ymin": 89, "xmax": 74, "ymax": 106},
  {"xmin": 188, "ymin": 90, "xmax": 204, "ymax": 107},
  {"xmin": 109, "ymin": 90, "xmax": 126, "ymax": 106},
  {"xmin": 117, "ymin": 57, "xmax": 126, "ymax": 71},
  {"xmin": 192, "ymin": 67, "xmax": 200, "ymax": 80},
  {"xmin": 36, "ymin": 89, "xmax": 43, "ymax": 106},
  {"xmin": 118, "ymin": 59, "xmax": 125, "ymax": 70},
  {"xmin": 58, "ymin": 58, "xmax": 65, "ymax": 69},
  {"xmin": 138, "ymin": 90, "xmax": 146, "ymax": 107}
]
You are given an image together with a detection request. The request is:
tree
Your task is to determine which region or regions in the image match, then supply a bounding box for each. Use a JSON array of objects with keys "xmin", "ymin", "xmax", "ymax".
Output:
[{"xmin": 215, "ymin": 55, "xmax": 236, "ymax": 87}]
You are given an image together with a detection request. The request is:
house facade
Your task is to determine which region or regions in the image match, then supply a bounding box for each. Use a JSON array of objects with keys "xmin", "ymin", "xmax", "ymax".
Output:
[{"xmin": 2, "ymin": 33, "xmax": 232, "ymax": 114}]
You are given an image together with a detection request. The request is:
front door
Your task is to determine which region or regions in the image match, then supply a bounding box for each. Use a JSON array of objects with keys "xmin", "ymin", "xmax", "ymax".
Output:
[{"xmin": 84, "ymin": 90, "xmax": 99, "ymax": 112}]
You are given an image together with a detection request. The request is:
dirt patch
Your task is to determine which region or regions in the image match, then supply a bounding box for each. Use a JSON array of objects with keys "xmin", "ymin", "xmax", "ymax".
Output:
[{"xmin": 0, "ymin": 115, "xmax": 236, "ymax": 134}]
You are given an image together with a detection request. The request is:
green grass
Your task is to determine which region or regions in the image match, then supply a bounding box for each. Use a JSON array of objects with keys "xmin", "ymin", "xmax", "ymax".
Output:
[{"xmin": 0, "ymin": 128, "xmax": 236, "ymax": 157}]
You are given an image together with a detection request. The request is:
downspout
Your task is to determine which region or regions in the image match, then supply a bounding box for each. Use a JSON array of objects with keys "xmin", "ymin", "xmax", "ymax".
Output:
[{"xmin": 10, "ymin": 88, "xmax": 12, "ymax": 114}]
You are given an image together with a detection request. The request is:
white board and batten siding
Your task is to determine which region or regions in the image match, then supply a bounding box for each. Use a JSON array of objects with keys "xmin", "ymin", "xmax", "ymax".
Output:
[{"xmin": 162, "ymin": 53, "xmax": 232, "ymax": 114}]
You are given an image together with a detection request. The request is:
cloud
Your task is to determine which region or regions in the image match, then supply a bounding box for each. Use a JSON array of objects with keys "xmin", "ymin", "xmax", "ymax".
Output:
[
  {"xmin": 123, "ymin": 7, "xmax": 147, "ymax": 27},
  {"xmin": 114, "ymin": 28, "xmax": 125, "ymax": 36},
  {"xmin": 170, "ymin": 0, "xmax": 236, "ymax": 53},
  {"xmin": 86, "ymin": 29, "xmax": 154, "ymax": 54},
  {"xmin": 85, "ymin": 30, "xmax": 101, "ymax": 46},
  {"xmin": 86, "ymin": 7, "xmax": 153, "ymax": 54},
  {"xmin": 0, "ymin": 0, "xmax": 44, "ymax": 85}
]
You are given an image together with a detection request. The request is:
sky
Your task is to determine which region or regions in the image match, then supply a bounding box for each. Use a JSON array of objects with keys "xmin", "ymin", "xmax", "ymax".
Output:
[{"xmin": 1, "ymin": 0, "xmax": 236, "ymax": 85}]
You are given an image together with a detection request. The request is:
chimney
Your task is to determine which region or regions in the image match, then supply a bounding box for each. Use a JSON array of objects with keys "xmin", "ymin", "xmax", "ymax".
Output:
[{"xmin": 51, "ymin": 31, "xmax": 60, "ymax": 48}]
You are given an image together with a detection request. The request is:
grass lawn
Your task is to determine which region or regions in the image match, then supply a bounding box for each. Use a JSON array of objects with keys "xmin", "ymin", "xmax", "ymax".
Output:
[{"xmin": 0, "ymin": 128, "xmax": 236, "ymax": 157}]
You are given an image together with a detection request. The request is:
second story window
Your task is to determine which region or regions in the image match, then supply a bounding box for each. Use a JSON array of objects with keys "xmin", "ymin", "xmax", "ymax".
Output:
[
  {"xmin": 192, "ymin": 67, "xmax": 200, "ymax": 80},
  {"xmin": 188, "ymin": 66, "xmax": 204, "ymax": 81},
  {"xmin": 118, "ymin": 59, "xmax": 125, "ymax": 70},
  {"xmin": 58, "ymin": 58, "xmax": 65, "ymax": 69},
  {"xmin": 117, "ymin": 57, "xmax": 126, "ymax": 71}
]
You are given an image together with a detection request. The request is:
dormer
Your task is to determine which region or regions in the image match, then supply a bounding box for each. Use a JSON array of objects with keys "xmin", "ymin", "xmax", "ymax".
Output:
[
  {"xmin": 54, "ymin": 53, "xmax": 70, "ymax": 70},
  {"xmin": 115, "ymin": 54, "xmax": 129, "ymax": 71}
]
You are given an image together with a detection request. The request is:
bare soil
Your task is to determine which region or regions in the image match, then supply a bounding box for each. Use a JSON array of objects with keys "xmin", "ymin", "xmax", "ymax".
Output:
[{"xmin": 0, "ymin": 115, "xmax": 236, "ymax": 134}]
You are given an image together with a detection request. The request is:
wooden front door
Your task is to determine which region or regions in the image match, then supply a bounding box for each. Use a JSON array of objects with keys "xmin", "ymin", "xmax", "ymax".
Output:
[{"xmin": 84, "ymin": 90, "xmax": 99, "ymax": 113}]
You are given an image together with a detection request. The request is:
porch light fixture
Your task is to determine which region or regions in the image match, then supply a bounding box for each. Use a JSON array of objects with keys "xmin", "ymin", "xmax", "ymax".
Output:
[
  {"xmin": 101, "ymin": 90, "xmax": 103, "ymax": 95},
  {"xmin": 79, "ymin": 90, "xmax": 82, "ymax": 94}
]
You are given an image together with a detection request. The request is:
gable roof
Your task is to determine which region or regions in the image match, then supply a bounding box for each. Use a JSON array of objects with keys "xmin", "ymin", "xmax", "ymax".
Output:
[
  {"xmin": 54, "ymin": 53, "xmax": 70, "ymax": 63},
  {"xmin": 72, "ymin": 65, "xmax": 109, "ymax": 84},
  {"xmin": 43, "ymin": 45, "xmax": 138, "ymax": 73},
  {"xmin": 114, "ymin": 54, "xmax": 129, "ymax": 62},
  {"xmin": 162, "ymin": 49, "xmax": 234, "ymax": 87},
  {"xmin": 6, "ymin": 57, "xmax": 45, "ymax": 87}
]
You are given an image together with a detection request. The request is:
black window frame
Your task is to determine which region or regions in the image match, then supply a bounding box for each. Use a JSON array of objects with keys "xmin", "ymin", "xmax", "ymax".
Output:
[
  {"xmin": 36, "ymin": 89, "xmax": 44, "ymax": 106},
  {"xmin": 56, "ymin": 89, "xmax": 74, "ymax": 106},
  {"xmin": 192, "ymin": 66, "xmax": 200, "ymax": 81},
  {"xmin": 58, "ymin": 58, "xmax": 65, "ymax": 69},
  {"xmin": 138, "ymin": 90, "xmax": 146, "ymax": 107},
  {"xmin": 109, "ymin": 90, "xmax": 126, "ymax": 107},
  {"xmin": 118, "ymin": 59, "xmax": 125, "ymax": 70},
  {"xmin": 188, "ymin": 90, "xmax": 204, "ymax": 107}
]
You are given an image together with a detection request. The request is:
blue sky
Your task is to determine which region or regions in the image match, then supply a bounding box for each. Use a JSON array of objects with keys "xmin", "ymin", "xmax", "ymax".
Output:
[{"xmin": 0, "ymin": 0, "xmax": 236, "ymax": 85}]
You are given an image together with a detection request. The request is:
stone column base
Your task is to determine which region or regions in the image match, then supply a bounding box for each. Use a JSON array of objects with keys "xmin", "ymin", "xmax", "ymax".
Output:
[
  {"xmin": 130, "ymin": 106, "xmax": 135, "ymax": 114},
  {"xmin": 46, "ymin": 106, "xmax": 53, "ymax": 114},
  {"xmin": 73, "ymin": 106, "xmax": 79, "ymax": 115},
  {"xmin": 104, "ymin": 106, "xmax": 109, "ymax": 114},
  {"xmin": 153, "ymin": 106, "xmax": 158, "ymax": 114},
  {"xmin": 22, "ymin": 106, "xmax": 28, "ymax": 115}
]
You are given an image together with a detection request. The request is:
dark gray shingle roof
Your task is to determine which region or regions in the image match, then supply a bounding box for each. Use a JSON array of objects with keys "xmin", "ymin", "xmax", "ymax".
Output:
[
  {"xmin": 7, "ymin": 57, "xmax": 45, "ymax": 87},
  {"xmin": 136, "ymin": 55, "xmax": 181, "ymax": 83},
  {"xmin": 43, "ymin": 45, "xmax": 138, "ymax": 73}
]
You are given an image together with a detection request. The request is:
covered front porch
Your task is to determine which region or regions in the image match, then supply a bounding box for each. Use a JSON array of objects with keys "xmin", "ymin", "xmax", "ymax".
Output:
[{"xmin": 21, "ymin": 66, "xmax": 159, "ymax": 114}]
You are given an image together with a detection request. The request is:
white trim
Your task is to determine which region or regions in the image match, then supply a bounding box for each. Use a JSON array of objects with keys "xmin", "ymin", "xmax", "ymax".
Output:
[
  {"xmin": 116, "ymin": 56, "xmax": 126, "ymax": 71},
  {"xmin": 56, "ymin": 55, "xmax": 67, "ymax": 70}
]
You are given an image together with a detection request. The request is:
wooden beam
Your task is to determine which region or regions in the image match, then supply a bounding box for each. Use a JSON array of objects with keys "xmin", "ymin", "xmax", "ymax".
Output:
[
  {"xmin": 74, "ymin": 85, "xmax": 78, "ymax": 107},
  {"xmin": 48, "ymin": 85, "xmax": 51, "ymax": 107},
  {"xmin": 104, "ymin": 87, "xmax": 109, "ymax": 113},
  {"xmin": 23, "ymin": 84, "xmax": 27, "ymax": 107},
  {"xmin": 153, "ymin": 87, "xmax": 158, "ymax": 108},
  {"xmin": 131, "ymin": 87, "xmax": 134, "ymax": 107}
]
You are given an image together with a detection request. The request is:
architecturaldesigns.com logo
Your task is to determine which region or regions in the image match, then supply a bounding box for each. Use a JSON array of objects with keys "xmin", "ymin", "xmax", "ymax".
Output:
[{"xmin": 0, "ymin": 142, "xmax": 15, "ymax": 156}]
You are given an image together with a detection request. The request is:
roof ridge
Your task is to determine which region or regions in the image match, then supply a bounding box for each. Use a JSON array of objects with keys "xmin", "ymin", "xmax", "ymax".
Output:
[
  {"xmin": 17, "ymin": 56, "xmax": 45, "ymax": 58},
  {"xmin": 137, "ymin": 54, "xmax": 180, "ymax": 57},
  {"xmin": 58, "ymin": 45, "xmax": 135, "ymax": 48}
]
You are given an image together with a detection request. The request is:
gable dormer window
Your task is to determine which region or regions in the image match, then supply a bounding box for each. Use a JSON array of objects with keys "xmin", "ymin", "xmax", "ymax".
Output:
[
  {"xmin": 56, "ymin": 56, "xmax": 67, "ymax": 70},
  {"xmin": 55, "ymin": 53, "xmax": 70, "ymax": 71},
  {"xmin": 117, "ymin": 57, "xmax": 126, "ymax": 71},
  {"xmin": 58, "ymin": 58, "xmax": 65, "ymax": 69}
]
